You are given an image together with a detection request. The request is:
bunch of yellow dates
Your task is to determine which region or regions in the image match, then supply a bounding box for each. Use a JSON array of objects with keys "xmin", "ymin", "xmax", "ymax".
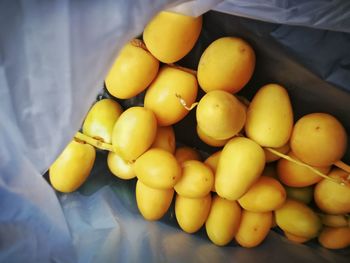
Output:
[{"xmin": 49, "ymin": 10, "xmax": 350, "ymax": 250}]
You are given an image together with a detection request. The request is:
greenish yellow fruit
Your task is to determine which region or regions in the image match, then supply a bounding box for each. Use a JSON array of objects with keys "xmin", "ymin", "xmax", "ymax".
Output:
[
  {"xmin": 197, "ymin": 37, "xmax": 255, "ymax": 94},
  {"xmin": 135, "ymin": 148, "xmax": 181, "ymax": 190},
  {"xmin": 275, "ymin": 199, "xmax": 322, "ymax": 238},
  {"xmin": 112, "ymin": 106, "xmax": 157, "ymax": 161},
  {"xmin": 82, "ymin": 99, "xmax": 122, "ymax": 143},
  {"xmin": 245, "ymin": 84, "xmax": 293, "ymax": 148},
  {"xmin": 196, "ymin": 90, "xmax": 246, "ymax": 140},
  {"xmin": 49, "ymin": 139, "xmax": 95, "ymax": 193},
  {"xmin": 107, "ymin": 151, "xmax": 135, "ymax": 180},
  {"xmin": 175, "ymin": 194, "xmax": 211, "ymax": 234},
  {"xmin": 143, "ymin": 11, "xmax": 202, "ymax": 63},
  {"xmin": 215, "ymin": 137, "xmax": 265, "ymax": 200},
  {"xmin": 105, "ymin": 39, "xmax": 159, "ymax": 99},
  {"xmin": 136, "ymin": 179, "xmax": 174, "ymax": 221},
  {"xmin": 205, "ymin": 195, "xmax": 241, "ymax": 246}
]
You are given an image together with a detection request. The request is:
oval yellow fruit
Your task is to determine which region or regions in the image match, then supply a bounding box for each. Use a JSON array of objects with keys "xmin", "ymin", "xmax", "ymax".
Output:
[
  {"xmin": 290, "ymin": 113, "xmax": 347, "ymax": 167},
  {"xmin": 318, "ymin": 227, "xmax": 350, "ymax": 249},
  {"xmin": 321, "ymin": 214, "xmax": 349, "ymax": 227},
  {"xmin": 284, "ymin": 185, "xmax": 314, "ymax": 204},
  {"xmin": 196, "ymin": 125, "xmax": 230, "ymax": 147},
  {"xmin": 215, "ymin": 137, "xmax": 265, "ymax": 200},
  {"xmin": 264, "ymin": 143, "xmax": 290, "ymax": 163},
  {"xmin": 235, "ymin": 210, "xmax": 272, "ymax": 248},
  {"xmin": 205, "ymin": 195, "xmax": 242, "ymax": 246},
  {"xmin": 277, "ymin": 151, "xmax": 330, "ymax": 187},
  {"xmin": 196, "ymin": 90, "xmax": 246, "ymax": 140},
  {"xmin": 151, "ymin": 126, "xmax": 176, "ymax": 153},
  {"xmin": 143, "ymin": 11, "xmax": 202, "ymax": 63},
  {"xmin": 82, "ymin": 99, "xmax": 123, "ymax": 143},
  {"xmin": 245, "ymin": 84, "xmax": 293, "ymax": 148},
  {"xmin": 238, "ymin": 176, "xmax": 286, "ymax": 212},
  {"xmin": 105, "ymin": 39, "xmax": 159, "ymax": 99},
  {"xmin": 174, "ymin": 160, "xmax": 214, "ymax": 198},
  {"xmin": 174, "ymin": 146, "xmax": 201, "ymax": 165},
  {"xmin": 49, "ymin": 139, "xmax": 96, "ymax": 193},
  {"xmin": 275, "ymin": 199, "xmax": 322, "ymax": 238},
  {"xmin": 197, "ymin": 37, "xmax": 255, "ymax": 93},
  {"xmin": 112, "ymin": 106, "xmax": 157, "ymax": 161},
  {"xmin": 107, "ymin": 151, "xmax": 135, "ymax": 180},
  {"xmin": 135, "ymin": 148, "xmax": 181, "ymax": 190},
  {"xmin": 175, "ymin": 194, "xmax": 212, "ymax": 234},
  {"xmin": 136, "ymin": 180, "xmax": 174, "ymax": 221},
  {"xmin": 314, "ymin": 168, "xmax": 350, "ymax": 214},
  {"xmin": 144, "ymin": 65, "xmax": 198, "ymax": 126}
]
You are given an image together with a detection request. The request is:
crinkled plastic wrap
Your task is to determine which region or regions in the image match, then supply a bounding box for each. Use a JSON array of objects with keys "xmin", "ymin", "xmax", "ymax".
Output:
[{"xmin": 0, "ymin": 0, "xmax": 350, "ymax": 262}]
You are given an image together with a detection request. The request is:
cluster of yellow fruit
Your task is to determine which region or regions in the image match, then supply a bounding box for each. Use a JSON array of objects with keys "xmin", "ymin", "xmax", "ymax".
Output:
[{"xmin": 49, "ymin": 11, "xmax": 350, "ymax": 250}]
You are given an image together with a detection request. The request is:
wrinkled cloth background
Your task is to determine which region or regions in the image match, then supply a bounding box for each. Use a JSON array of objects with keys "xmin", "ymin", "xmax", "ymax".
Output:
[{"xmin": 0, "ymin": 0, "xmax": 349, "ymax": 262}]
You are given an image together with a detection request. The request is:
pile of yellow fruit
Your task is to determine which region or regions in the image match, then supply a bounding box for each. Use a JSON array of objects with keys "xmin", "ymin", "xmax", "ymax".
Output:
[{"xmin": 49, "ymin": 11, "xmax": 350, "ymax": 250}]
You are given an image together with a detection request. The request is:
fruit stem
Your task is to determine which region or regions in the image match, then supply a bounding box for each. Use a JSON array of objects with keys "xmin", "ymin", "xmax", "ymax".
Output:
[
  {"xmin": 334, "ymin": 160, "xmax": 350, "ymax": 173},
  {"xmin": 175, "ymin": 93, "xmax": 198, "ymax": 111},
  {"xmin": 130, "ymin": 39, "xmax": 148, "ymax": 51},
  {"xmin": 265, "ymin": 147, "xmax": 349, "ymax": 186},
  {"xmin": 74, "ymin": 132, "xmax": 116, "ymax": 153}
]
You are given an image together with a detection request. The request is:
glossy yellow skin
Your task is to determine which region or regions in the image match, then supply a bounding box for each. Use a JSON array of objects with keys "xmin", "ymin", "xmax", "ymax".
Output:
[
  {"xmin": 82, "ymin": 99, "xmax": 123, "ymax": 143},
  {"xmin": 151, "ymin": 126, "xmax": 176, "ymax": 153},
  {"xmin": 196, "ymin": 90, "xmax": 246, "ymax": 140},
  {"xmin": 235, "ymin": 210, "xmax": 272, "ymax": 248},
  {"xmin": 135, "ymin": 148, "xmax": 181, "ymax": 190},
  {"xmin": 144, "ymin": 65, "xmax": 198, "ymax": 126},
  {"xmin": 238, "ymin": 176, "xmax": 286, "ymax": 212},
  {"xmin": 136, "ymin": 180, "xmax": 174, "ymax": 221},
  {"xmin": 321, "ymin": 214, "xmax": 349, "ymax": 227},
  {"xmin": 264, "ymin": 143, "xmax": 290, "ymax": 163},
  {"xmin": 215, "ymin": 137, "xmax": 265, "ymax": 200},
  {"xmin": 275, "ymin": 199, "xmax": 322, "ymax": 238},
  {"xmin": 174, "ymin": 160, "xmax": 214, "ymax": 198},
  {"xmin": 105, "ymin": 40, "xmax": 159, "ymax": 99},
  {"xmin": 314, "ymin": 168, "xmax": 350, "ymax": 214},
  {"xmin": 196, "ymin": 125, "xmax": 229, "ymax": 147},
  {"xmin": 174, "ymin": 146, "xmax": 201, "ymax": 165},
  {"xmin": 284, "ymin": 231, "xmax": 311, "ymax": 244},
  {"xmin": 290, "ymin": 113, "xmax": 347, "ymax": 167},
  {"xmin": 205, "ymin": 195, "xmax": 241, "ymax": 246},
  {"xmin": 112, "ymin": 106, "xmax": 157, "ymax": 161},
  {"xmin": 245, "ymin": 84, "xmax": 293, "ymax": 148},
  {"xmin": 204, "ymin": 150, "xmax": 221, "ymax": 192},
  {"xmin": 143, "ymin": 11, "xmax": 202, "ymax": 63},
  {"xmin": 318, "ymin": 227, "xmax": 350, "ymax": 249},
  {"xmin": 175, "ymin": 194, "xmax": 212, "ymax": 234},
  {"xmin": 197, "ymin": 37, "xmax": 255, "ymax": 94},
  {"xmin": 285, "ymin": 186, "xmax": 314, "ymax": 204},
  {"xmin": 277, "ymin": 151, "xmax": 330, "ymax": 187},
  {"xmin": 107, "ymin": 151, "xmax": 135, "ymax": 180},
  {"xmin": 49, "ymin": 140, "xmax": 95, "ymax": 193}
]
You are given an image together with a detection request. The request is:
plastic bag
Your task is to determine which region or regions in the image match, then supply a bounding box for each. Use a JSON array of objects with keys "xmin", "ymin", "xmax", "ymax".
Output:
[{"xmin": 0, "ymin": 0, "xmax": 349, "ymax": 262}]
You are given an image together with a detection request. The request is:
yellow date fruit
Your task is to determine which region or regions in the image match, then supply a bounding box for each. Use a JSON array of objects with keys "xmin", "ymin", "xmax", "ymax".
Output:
[
  {"xmin": 314, "ymin": 168, "xmax": 350, "ymax": 214},
  {"xmin": 143, "ymin": 11, "xmax": 202, "ymax": 63},
  {"xmin": 197, "ymin": 37, "xmax": 255, "ymax": 94},
  {"xmin": 215, "ymin": 137, "xmax": 265, "ymax": 200},
  {"xmin": 197, "ymin": 125, "xmax": 230, "ymax": 147},
  {"xmin": 175, "ymin": 194, "xmax": 212, "ymax": 234},
  {"xmin": 290, "ymin": 113, "xmax": 347, "ymax": 167},
  {"xmin": 205, "ymin": 195, "xmax": 241, "ymax": 246},
  {"xmin": 112, "ymin": 106, "xmax": 157, "ymax": 161},
  {"xmin": 151, "ymin": 126, "xmax": 176, "ymax": 153},
  {"xmin": 284, "ymin": 185, "xmax": 314, "ymax": 204},
  {"xmin": 321, "ymin": 214, "xmax": 349, "ymax": 227},
  {"xmin": 174, "ymin": 160, "xmax": 214, "ymax": 198},
  {"xmin": 135, "ymin": 148, "xmax": 181, "ymax": 190},
  {"xmin": 136, "ymin": 180, "xmax": 174, "ymax": 221},
  {"xmin": 175, "ymin": 146, "xmax": 201, "ymax": 165},
  {"xmin": 82, "ymin": 99, "xmax": 122, "ymax": 143},
  {"xmin": 204, "ymin": 150, "xmax": 221, "ymax": 192},
  {"xmin": 235, "ymin": 210, "xmax": 272, "ymax": 248},
  {"xmin": 107, "ymin": 151, "xmax": 135, "ymax": 180},
  {"xmin": 196, "ymin": 90, "xmax": 246, "ymax": 140},
  {"xmin": 245, "ymin": 84, "xmax": 293, "ymax": 148},
  {"xmin": 238, "ymin": 176, "xmax": 286, "ymax": 212},
  {"xmin": 275, "ymin": 199, "xmax": 322, "ymax": 238},
  {"xmin": 144, "ymin": 65, "xmax": 198, "ymax": 126},
  {"xmin": 105, "ymin": 39, "xmax": 159, "ymax": 99},
  {"xmin": 49, "ymin": 139, "xmax": 95, "ymax": 193},
  {"xmin": 318, "ymin": 227, "xmax": 350, "ymax": 249}
]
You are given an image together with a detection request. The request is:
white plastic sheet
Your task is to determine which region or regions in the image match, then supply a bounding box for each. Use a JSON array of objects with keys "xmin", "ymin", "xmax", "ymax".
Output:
[{"xmin": 1, "ymin": 0, "xmax": 350, "ymax": 262}]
